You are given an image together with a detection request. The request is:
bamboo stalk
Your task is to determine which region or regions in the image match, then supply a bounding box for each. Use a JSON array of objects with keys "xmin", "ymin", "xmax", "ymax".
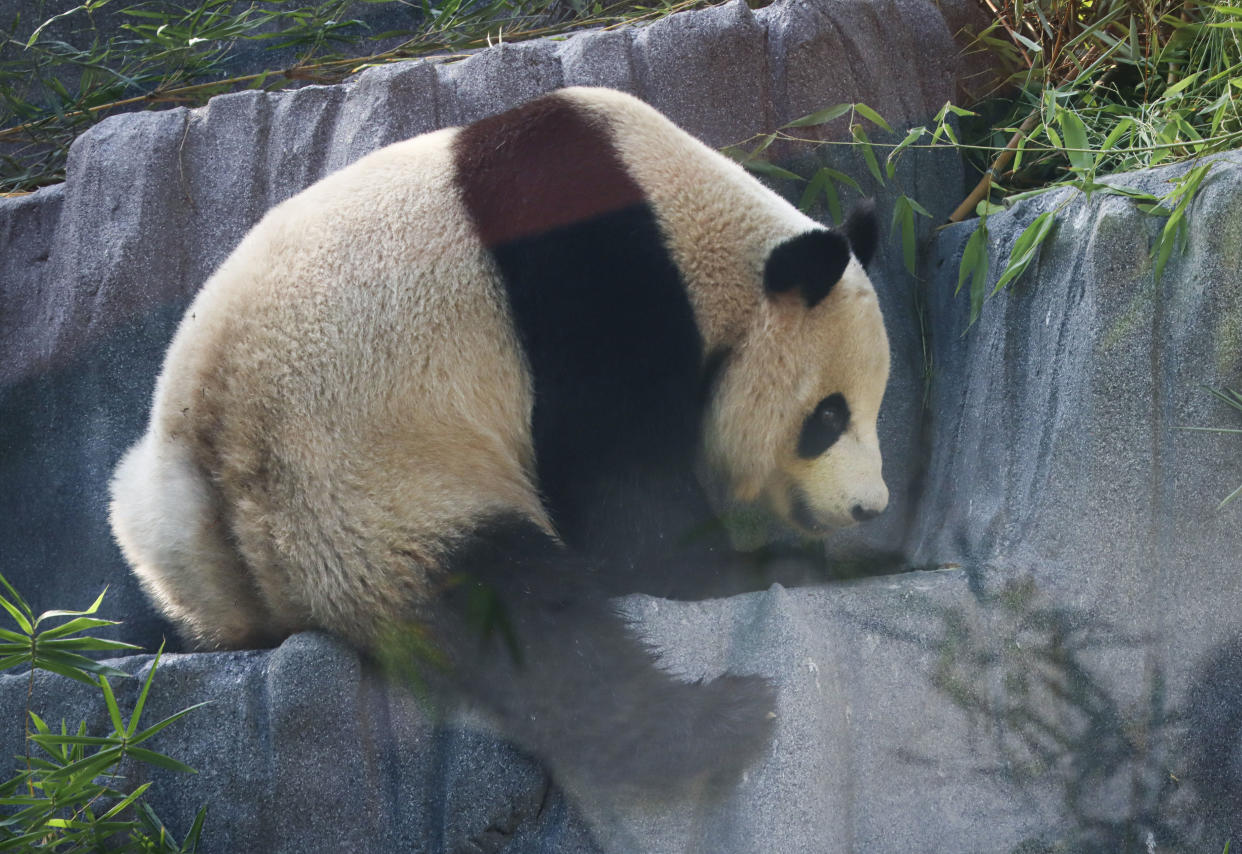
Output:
[{"xmin": 948, "ymin": 110, "xmax": 1041, "ymax": 222}]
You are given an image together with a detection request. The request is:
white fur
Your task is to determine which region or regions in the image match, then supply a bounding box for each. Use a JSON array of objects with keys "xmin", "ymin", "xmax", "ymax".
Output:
[{"xmin": 110, "ymin": 88, "xmax": 890, "ymax": 650}]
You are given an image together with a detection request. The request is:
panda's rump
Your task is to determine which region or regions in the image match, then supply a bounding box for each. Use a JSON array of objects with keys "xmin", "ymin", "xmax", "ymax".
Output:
[
  {"xmin": 109, "ymin": 430, "xmax": 282, "ymax": 649},
  {"xmin": 135, "ymin": 132, "xmax": 549, "ymax": 645}
]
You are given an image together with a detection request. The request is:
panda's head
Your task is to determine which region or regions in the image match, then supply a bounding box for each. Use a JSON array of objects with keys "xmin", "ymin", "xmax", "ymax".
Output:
[{"xmin": 701, "ymin": 201, "xmax": 890, "ymax": 543}]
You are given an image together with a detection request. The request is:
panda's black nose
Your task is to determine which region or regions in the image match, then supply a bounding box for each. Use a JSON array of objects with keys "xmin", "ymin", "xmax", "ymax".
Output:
[{"xmin": 851, "ymin": 504, "xmax": 881, "ymax": 522}]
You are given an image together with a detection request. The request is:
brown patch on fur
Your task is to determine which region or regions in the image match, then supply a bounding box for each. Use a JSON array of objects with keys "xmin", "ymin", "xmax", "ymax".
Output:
[{"xmin": 454, "ymin": 94, "xmax": 645, "ymax": 246}]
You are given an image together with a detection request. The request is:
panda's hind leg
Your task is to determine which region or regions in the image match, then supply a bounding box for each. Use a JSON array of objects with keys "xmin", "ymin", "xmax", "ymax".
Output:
[
  {"xmin": 109, "ymin": 432, "xmax": 280, "ymax": 649},
  {"xmin": 428, "ymin": 516, "xmax": 776, "ymax": 790}
]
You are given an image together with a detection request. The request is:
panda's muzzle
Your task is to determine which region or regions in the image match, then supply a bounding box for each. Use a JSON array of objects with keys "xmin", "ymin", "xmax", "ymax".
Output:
[{"xmin": 789, "ymin": 486, "xmax": 886, "ymax": 534}]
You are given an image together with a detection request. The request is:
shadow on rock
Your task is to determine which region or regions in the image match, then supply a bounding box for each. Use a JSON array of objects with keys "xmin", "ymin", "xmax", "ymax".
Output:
[
  {"xmin": 1184, "ymin": 632, "xmax": 1242, "ymax": 847},
  {"xmin": 881, "ymin": 575, "xmax": 1231, "ymax": 854}
]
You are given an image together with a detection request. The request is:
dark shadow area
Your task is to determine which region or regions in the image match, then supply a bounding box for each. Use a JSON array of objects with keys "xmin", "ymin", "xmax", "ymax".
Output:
[
  {"xmin": 1184, "ymin": 633, "xmax": 1242, "ymax": 846},
  {"xmin": 0, "ymin": 298, "xmax": 189, "ymax": 651},
  {"xmin": 880, "ymin": 576, "xmax": 1233, "ymax": 854}
]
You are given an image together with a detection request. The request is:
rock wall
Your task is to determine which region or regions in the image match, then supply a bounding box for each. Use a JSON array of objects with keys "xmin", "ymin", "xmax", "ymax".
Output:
[
  {"xmin": 0, "ymin": 0, "xmax": 962, "ymax": 646},
  {"xmin": 2, "ymin": 0, "xmax": 1240, "ymax": 851}
]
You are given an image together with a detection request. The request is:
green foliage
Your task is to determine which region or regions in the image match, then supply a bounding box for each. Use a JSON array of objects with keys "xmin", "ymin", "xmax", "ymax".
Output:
[
  {"xmin": 956, "ymin": 214, "xmax": 990, "ymax": 326},
  {"xmin": 949, "ymin": 0, "xmax": 1238, "ymax": 317},
  {"xmin": 1180, "ymin": 386, "xmax": 1242, "ymax": 509},
  {"xmin": 0, "ymin": 573, "xmax": 205, "ymax": 852},
  {"xmin": 6, "ymin": 0, "xmax": 1238, "ymax": 323},
  {"xmin": 0, "ymin": 0, "xmax": 704, "ymax": 193},
  {"xmin": 726, "ymin": 102, "xmax": 932, "ymax": 277},
  {"xmin": 728, "ymin": 0, "xmax": 1238, "ymax": 326}
]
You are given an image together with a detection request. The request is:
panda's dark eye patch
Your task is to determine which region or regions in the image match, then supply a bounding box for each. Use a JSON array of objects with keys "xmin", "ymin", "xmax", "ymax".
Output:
[{"xmin": 797, "ymin": 393, "xmax": 850, "ymax": 458}]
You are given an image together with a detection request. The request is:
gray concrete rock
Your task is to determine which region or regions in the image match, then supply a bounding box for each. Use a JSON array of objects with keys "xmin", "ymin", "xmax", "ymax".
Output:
[
  {"xmin": 556, "ymin": 28, "xmax": 638, "ymax": 93},
  {"xmin": 438, "ymin": 41, "xmax": 566, "ymax": 127},
  {"xmin": 0, "ymin": 632, "xmax": 597, "ymax": 852},
  {"xmin": 760, "ymin": 0, "xmax": 958, "ymax": 140},
  {"xmin": 630, "ymin": 0, "xmax": 769, "ymax": 147},
  {"xmin": 0, "ymin": 0, "xmax": 968, "ymax": 650},
  {"xmin": 18, "ymin": 1, "xmax": 1240, "ymax": 852}
]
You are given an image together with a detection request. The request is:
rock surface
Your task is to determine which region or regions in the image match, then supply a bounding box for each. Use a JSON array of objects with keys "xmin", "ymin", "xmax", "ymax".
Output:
[
  {"xmin": 2, "ymin": 0, "xmax": 1240, "ymax": 851},
  {"xmin": 0, "ymin": 0, "xmax": 962, "ymax": 646}
]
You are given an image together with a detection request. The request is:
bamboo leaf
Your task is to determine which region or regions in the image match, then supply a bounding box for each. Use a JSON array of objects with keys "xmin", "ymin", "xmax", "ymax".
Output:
[
  {"xmin": 1163, "ymin": 70, "xmax": 1203, "ymax": 97},
  {"xmin": 33, "ymin": 650, "xmax": 129, "ymax": 684},
  {"xmin": 126, "ymin": 747, "xmax": 197, "ymax": 775},
  {"xmin": 821, "ymin": 175, "xmax": 843, "ymax": 225},
  {"xmin": 26, "ymin": 5, "xmax": 89, "ymax": 47},
  {"xmin": 1096, "ymin": 118, "xmax": 1133, "ymax": 165},
  {"xmin": 853, "ymin": 103, "xmax": 892, "ymax": 133},
  {"xmin": 129, "ymin": 643, "xmax": 166, "ymax": 738},
  {"xmin": 993, "ymin": 211, "xmax": 1057, "ymax": 295},
  {"xmin": 851, "ymin": 124, "xmax": 884, "ymax": 184},
  {"xmin": 1012, "ymin": 31, "xmax": 1043, "ymax": 54},
  {"xmin": 36, "ymin": 588, "xmax": 108, "ymax": 624},
  {"xmin": 747, "ymin": 133, "xmax": 777, "ymax": 159},
  {"xmin": 783, "ymin": 103, "xmax": 851, "ymax": 128},
  {"xmin": 798, "ymin": 168, "xmax": 831, "ymax": 213},
  {"xmin": 98, "ymin": 782, "xmax": 152, "ymax": 820},
  {"xmin": 99, "ymin": 676, "xmax": 126, "ymax": 735},
  {"xmin": 906, "ymin": 197, "xmax": 933, "ymax": 219},
  {"xmin": 185, "ymin": 804, "xmax": 209, "ymax": 850},
  {"xmin": 1056, "ymin": 107, "xmax": 1093, "ymax": 173},
  {"xmin": 886, "ymin": 126, "xmax": 926, "ymax": 178},
  {"xmin": 1217, "ymin": 481, "xmax": 1242, "ymax": 508},
  {"xmin": 956, "ymin": 224, "xmax": 990, "ymax": 329},
  {"xmin": 38, "ymin": 637, "xmax": 140, "ymax": 653},
  {"xmin": 741, "ymin": 160, "xmax": 802, "ymax": 182},
  {"xmin": 36, "ymin": 617, "xmax": 117, "ymax": 640},
  {"xmin": 131, "ymin": 703, "xmax": 212, "ymax": 747},
  {"xmin": 890, "ymin": 197, "xmax": 917, "ymax": 275},
  {"xmin": 30, "ymin": 734, "xmax": 117, "ymax": 747},
  {"xmin": 0, "ymin": 596, "xmax": 32, "ymax": 636}
]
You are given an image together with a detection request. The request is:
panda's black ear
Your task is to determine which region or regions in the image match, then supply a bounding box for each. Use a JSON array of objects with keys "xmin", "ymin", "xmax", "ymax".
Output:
[
  {"xmin": 764, "ymin": 230, "xmax": 850, "ymax": 308},
  {"xmin": 845, "ymin": 198, "xmax": 879, "ymax": 269}
]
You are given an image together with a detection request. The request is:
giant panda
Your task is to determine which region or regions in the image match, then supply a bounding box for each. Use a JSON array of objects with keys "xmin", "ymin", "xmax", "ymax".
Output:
[{"xmin": 109, "ymin": 87, "xmax": 890, "ymax": 789}]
